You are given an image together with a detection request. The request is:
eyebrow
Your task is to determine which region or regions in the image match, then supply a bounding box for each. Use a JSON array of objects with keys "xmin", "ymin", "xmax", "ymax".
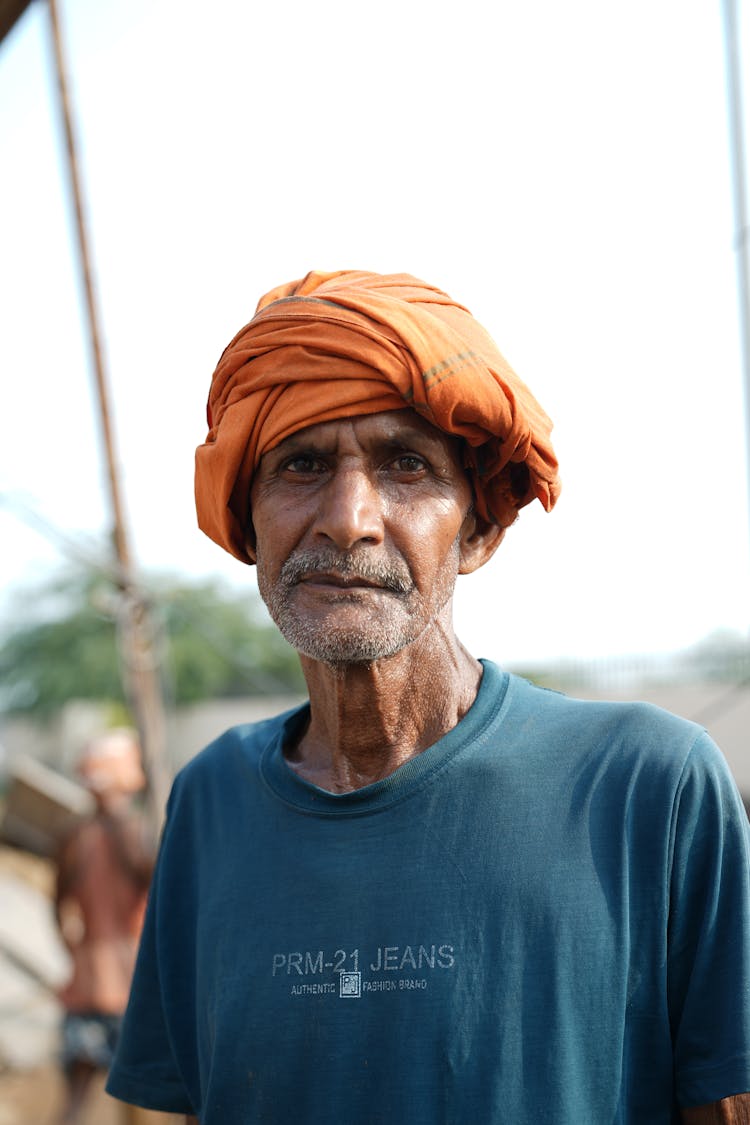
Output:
[
  {"xmin": 376, "ymin": 426, "xmax": 462, "ymax": 460},
  {"xmin": 378, "ymin": 432, "xmax": 447, "ymax": 454}
]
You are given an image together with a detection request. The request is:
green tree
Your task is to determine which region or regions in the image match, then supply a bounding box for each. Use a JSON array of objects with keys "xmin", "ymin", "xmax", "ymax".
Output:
[
  {"xmin": 0, "ymin": 569, "xmax": 304, "ymax": 718},
  {"xmin": 157, "ymin": 576, "xmax": 305, "ymax": 702}
]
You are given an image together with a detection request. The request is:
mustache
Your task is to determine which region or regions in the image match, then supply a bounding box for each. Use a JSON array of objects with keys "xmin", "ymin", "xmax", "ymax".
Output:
[{"xmin": 278, "ymin": 549, "xmax": 413, "ymax": 595}]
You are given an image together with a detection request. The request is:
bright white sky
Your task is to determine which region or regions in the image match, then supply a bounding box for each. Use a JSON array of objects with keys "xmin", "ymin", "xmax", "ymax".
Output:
[{"xmin": 0, "ymin": 0, "xmax": 749, "ymax": 665}]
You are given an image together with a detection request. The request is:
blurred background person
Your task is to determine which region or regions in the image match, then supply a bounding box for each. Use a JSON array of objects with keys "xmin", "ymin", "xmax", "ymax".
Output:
[{"xmin": 54, "ymin": 728, "xmax": 154, "ymax": 1125}]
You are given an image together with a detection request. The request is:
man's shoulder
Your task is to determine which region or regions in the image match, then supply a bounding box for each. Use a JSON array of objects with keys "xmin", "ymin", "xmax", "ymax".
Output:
[
  {"xmin": 173, "ymin": 701, "xmax": 308, "ymax": 790},
  {"xmin": 493, "ymin": 672, "xmax": 747, "ymax": 829},
  {"xmin": 503, "ymin": 669, "xmax": 712, "ymax": 770}
]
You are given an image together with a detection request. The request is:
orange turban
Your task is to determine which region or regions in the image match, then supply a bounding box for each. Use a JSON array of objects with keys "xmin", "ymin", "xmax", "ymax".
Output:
[{"xmin": 195, "ymin": 270, "xmax": 560, "ymax": 564}]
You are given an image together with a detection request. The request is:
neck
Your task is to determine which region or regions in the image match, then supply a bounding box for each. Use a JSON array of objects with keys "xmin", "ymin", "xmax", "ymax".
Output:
[{"xmin": 287, "ymin": 616, "xmax": 482, "ymax": 793}]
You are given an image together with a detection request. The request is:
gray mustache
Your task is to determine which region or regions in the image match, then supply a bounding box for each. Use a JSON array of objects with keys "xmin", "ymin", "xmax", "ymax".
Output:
[{"xmin": 279, "ymin": 550, "xmax": 413, "ymax": 595}]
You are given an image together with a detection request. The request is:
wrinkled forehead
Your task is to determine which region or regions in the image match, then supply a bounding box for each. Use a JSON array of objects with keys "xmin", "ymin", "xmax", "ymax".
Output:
[{"xmin": 260, "ymin": 406, "xmax": 468, "ymax": 468}]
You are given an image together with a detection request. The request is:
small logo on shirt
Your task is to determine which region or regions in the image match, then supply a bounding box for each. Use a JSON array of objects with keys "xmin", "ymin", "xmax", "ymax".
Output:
[{"xmin": 339, "ymin": 971, "xmax": 361, "ymax": 998}]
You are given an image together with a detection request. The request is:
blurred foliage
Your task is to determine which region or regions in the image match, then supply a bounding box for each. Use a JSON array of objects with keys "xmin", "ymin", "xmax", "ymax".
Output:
[{"xmin": 0, "ymin": 569, "xmax": 305, "ymax": 718}]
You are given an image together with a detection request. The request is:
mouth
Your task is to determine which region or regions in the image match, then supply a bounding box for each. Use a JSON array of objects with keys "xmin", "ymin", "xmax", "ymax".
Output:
[
  {"xmin": 299, "ymin": 572, "xmax": 386, "ymax": 590},
  {"xmin": 278, "ymin": 552, "xmax": 413, "ymax": 596}
]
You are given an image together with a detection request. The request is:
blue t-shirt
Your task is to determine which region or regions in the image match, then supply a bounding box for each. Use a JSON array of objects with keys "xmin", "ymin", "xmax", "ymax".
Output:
[{"xmin": 107, "ymin": 661, "xmax": 750, "ymax": 1123}]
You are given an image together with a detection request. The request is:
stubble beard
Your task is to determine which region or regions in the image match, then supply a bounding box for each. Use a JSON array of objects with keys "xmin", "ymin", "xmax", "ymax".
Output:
[{"xmin": 255, "ymin": 546, "xmax": 458, "ymax": 666}]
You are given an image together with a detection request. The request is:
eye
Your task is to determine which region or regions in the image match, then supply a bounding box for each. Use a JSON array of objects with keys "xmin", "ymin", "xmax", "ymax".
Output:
[
  {"xmin": 280, "ymin": 453, "xmax": 328, "ymax": 475},
  {"xmin": 389, "ymin": 454, "xmax": 428, "ymax": 474}
]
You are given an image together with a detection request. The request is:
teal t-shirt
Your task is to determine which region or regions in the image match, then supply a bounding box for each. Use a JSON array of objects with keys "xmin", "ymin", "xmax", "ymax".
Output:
[{"xmin": 107, "ymin": 662, "xmax": 750, "ymax": 1123}]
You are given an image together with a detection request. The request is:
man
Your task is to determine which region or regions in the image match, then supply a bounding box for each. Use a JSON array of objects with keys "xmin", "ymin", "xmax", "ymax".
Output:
[
  {"xmin": 107, "ymin": 271, "xmax": 750, "ymax": 1123},
  {"xmin": 55, "ymin": 729, "xmax": 154, "ymax": 1124}
]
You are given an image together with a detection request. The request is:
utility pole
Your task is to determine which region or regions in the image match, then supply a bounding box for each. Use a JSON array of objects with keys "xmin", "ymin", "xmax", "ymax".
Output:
[
  {"xmin": 46, "ymin": 0, "xmax": 171, "ymax": 835},
  {"xmin": 722, "ymin": 0, "xmax": 750, "ymax": 587}
]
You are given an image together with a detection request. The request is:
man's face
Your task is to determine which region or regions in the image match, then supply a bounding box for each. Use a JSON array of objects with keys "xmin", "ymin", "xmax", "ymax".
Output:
[{"xmin": 248, "ymin": 409, "xmax": 480, "ymax": 665}]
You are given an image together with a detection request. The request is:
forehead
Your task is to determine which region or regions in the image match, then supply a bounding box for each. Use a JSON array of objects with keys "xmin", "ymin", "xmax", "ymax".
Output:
[{"xmin": 267, "ymin": 408, "xmax": 464, "ymax": 460}]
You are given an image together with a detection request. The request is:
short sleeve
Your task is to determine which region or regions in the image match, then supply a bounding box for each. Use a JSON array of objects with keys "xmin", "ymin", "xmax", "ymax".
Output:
[{"xmin": 668, "ymin": 731, "xmax": 750, "ymax": 1107}]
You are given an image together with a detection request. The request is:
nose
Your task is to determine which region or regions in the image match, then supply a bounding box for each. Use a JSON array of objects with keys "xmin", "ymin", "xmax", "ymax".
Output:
[{"xmin": 311, "ymin": 466, "xmax": 385, "ymax": 550}]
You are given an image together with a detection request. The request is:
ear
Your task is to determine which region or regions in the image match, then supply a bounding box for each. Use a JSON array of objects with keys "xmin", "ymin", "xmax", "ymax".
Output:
[
  {"xmin": 458, "ymin": 511, "xmax": 507, "ymax": 575},
  {"xmin": 244, "ymin": 517, "xmax": 258, "ymax": 564}
]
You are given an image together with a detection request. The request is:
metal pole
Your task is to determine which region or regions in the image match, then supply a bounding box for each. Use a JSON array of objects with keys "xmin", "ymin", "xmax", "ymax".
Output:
[
  {"xmin": 45, "ymin": 0, "xmax": 171, "ymax": 833},
  {"xmin": 722, "ymin": 0, "xmax": 750, "ymax": 575}
]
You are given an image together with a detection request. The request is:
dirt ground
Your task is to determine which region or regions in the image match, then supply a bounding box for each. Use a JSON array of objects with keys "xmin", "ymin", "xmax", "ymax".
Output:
[
  {"xmin": 0, "ymin": 1029, "xmax": 183, "ymax": 1125},
  {"xmin": 0, "ymin": 1062, "xmax": 129, "ymax": 1124}
]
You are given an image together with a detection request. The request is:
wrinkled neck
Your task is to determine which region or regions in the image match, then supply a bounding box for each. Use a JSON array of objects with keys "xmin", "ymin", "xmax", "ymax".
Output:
[{"xmin": 288, "ymin": 621, "xmax": 482, "ymax": 793}]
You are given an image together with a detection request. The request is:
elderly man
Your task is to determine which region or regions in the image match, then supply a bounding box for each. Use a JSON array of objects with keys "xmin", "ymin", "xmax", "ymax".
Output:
[{"xmin": 107, "ymin": 271, "xmax": 750, "ymax": 1124}]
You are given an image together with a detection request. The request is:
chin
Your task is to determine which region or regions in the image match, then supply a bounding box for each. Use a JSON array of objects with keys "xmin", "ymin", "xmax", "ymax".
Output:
[{"xmin": 279, "ymin": 619, "xmax": 415, "ymax": 666}]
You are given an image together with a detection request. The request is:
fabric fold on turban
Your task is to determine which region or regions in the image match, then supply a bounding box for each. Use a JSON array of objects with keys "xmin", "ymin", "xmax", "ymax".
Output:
[{"xmin": 195, "ymin": 270, "xmax": 561, "ymax": 563}]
